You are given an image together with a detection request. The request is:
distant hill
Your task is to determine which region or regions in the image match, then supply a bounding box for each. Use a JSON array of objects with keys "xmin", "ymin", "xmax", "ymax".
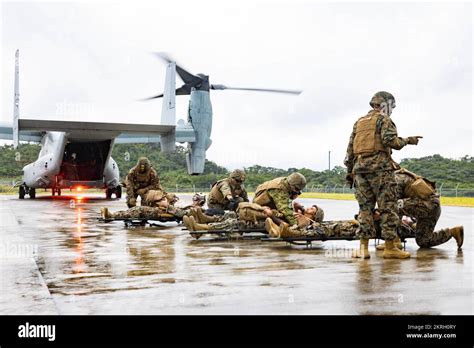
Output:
[{"xmin": 0, "ymin": 143, "xmax": 472, "ymax": 189}]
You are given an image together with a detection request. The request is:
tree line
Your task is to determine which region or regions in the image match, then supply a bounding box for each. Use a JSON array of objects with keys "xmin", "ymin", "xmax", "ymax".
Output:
[{"xmin": 0, "ymin": 143, "xmax": 472, "ymax": 190}]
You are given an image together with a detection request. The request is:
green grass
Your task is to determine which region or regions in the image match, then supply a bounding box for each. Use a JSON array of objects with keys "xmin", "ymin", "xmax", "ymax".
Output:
[{"xmin": 300, "ymin": 192, "xmax": 474, "ymax": 207}]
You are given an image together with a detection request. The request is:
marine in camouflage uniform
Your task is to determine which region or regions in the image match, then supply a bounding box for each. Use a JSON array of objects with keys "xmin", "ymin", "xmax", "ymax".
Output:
[
  {"xmin": 102, "ymin": 190, "xmax": 188, "ymax": 220},
  {"xmin": 207, "ymin": 169, "xmax": 249, "ymax": 213},
  {"xmin": 125, "ymin": 157, "xmax": 163, "ymax": 208},
  {"xmin": 184, "ymin": 202, "xmax": 273, "ymax": 233},
  {"xmin": 392, "ymin": 169, "xmax": 463, "ymax": 248},
  {"xmin": 273, "ymin": 219, "xmax": 360, "ymax": 239},
  {"xmin": 252, "ymin": 172, "xmax": 307, "ymax": 226},
  {"xmin": 344, "ymin": 91, "xmax": 422, "ymax": 259}
]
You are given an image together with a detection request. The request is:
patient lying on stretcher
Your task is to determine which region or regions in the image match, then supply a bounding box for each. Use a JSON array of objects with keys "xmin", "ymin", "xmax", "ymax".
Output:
[
  {"xmin": 100, "ymin": 190, "xmax": 188, "ymax": 220},
  {"xmin": 183, "ymin": 202, "xmax": 325, "ymax": 236},
  {"xmin": 265, "ymin": 208, "xmax": 415, "ymax": 241}
]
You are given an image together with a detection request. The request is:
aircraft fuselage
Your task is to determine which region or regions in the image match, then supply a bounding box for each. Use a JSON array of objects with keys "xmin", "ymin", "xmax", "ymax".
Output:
[{"xmin": 21, "ymin": 131, "xmax": 120, "ymax": 197}]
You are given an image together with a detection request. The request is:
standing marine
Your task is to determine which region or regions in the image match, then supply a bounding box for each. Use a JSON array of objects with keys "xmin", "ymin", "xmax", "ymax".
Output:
[
  {"xmin": 344, "ymin": 91, "xmax": 422, "ymax": 259},
  {"xmin": 124, "ymin": 157, "xmax": 163, "ymax": 208},
  {"xmin": 207, "ymin": 169, "xmax": 249, "ymax": 213}
]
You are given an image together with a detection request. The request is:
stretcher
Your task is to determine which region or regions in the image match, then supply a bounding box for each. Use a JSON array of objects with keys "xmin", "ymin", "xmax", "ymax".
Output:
[
  {"xmin": 190, "ymin": 225, "xmax": 417, "ymax": 248},
  {"xmin": 262, "ymin": 227, "xmax": 417, "ymax": 248},
  {"xmin": 98, "ymin": 214, "xmax": 180, "ymax": 227},
  {"xmin": 189, "ymin": 228, "xmax": 267, "ymax": 240}
]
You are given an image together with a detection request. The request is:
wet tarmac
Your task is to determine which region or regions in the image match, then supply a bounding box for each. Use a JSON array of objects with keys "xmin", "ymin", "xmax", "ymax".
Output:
[{"xmin": 0, "ymin": 193, "xmax": 472, "ymax": 314}]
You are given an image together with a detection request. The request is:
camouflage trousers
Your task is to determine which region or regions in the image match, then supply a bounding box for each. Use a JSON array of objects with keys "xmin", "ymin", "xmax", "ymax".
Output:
[
  {"xmin": 112, "ymin": 206, "xmax": 164, "ymax": 219},
  {"xmin": 399, "ymin": 197, "xmax": 452, "ymax": 248},
  {"xmin": 354, "ymin": 170, "xmax": 399, "ymax": 240},
  {"xmin": 112, "ymin": 206, "xmax": 188, "ymax": 220},
  {"xmin": 207, "ymin": 215, "xmax": 265, "ymax": 232},
  {"xmin": 289, "ymin": 220, "xmax": 360, "ymax": 238},
  {"xmin": 126, "ymin": 189, "xmax": 147, "ymax": 208}
]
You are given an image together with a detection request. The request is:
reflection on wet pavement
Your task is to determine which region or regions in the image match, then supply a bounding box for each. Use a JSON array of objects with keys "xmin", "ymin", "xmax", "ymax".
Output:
[{"xmin": 0, "ymin": 194, "xmax": 472, "ymax": 314}]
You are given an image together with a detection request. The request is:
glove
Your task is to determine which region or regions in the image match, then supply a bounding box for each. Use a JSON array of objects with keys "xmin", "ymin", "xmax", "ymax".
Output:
[
  {"xmin": 228, "ymin": 197, "xmax": 240, "ymax": 211},
  {"xmin": 406, "ymin": 136, "xmax": 423, "ymax": 145},
  {"xmin": 127, "ymin": 197, "xmax": 137, "ymax": 207},
  {"xmin": 397, "ymin": 199, "xmax": 404, "ymax": 209},
  {"xmin": 346, "ymin": 173, "xmax": 354, "ymax": 188}
]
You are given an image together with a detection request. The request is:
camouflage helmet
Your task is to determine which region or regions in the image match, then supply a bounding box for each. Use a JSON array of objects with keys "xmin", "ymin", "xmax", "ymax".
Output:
[
  {"xmin": 166, "ymin": 193, "xmax": 179, "ymax": 204},
  {"xmin": 229, "ymin": 169, "xmax": 246, "ymax": 182},
  {"xmin": 287, "ymin": 172, "xmax": 307, "ymax": 193},
  {"xmin": 313, "ymin": 205, "xmax": 324, "ymax": 223},
  {"xmin": 192, "ymin": 193, "xmax": 206, "ymax": 206},
  {"xmin": 137, "ymin": 157, "xmax": 151, "ymax": 170},
  {"xmin": 369, "ymin": 91, "xmax": 395, "ymax": 108},
  {"xmin": 145, "ymin": 189, "xmax": 165, "ymax": 205}
]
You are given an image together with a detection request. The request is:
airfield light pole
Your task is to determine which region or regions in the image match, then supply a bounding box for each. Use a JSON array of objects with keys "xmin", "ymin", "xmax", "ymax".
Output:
[{"xmin": 328, "ymin": 151, "xmax": 331, "ymax": 171}]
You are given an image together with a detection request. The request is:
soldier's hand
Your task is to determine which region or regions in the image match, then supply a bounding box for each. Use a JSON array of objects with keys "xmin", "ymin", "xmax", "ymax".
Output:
[
  {"xmin": 407, "ymin": 136, "xmax": 423, "ymax": 145},
  {"xmin": 263, "ymin": 207, "xmax": 273, "ymax": 217},
  {"xmin": 345, "ymin": 173, "xmax": 354, "ymax": 187},
  {"xmin": 397, "ymin": 199, "xmax": 404, "ymax": 209},
  {"xmin": 228, "ymin": 198, "xmax": 240, "ymax": 211}
]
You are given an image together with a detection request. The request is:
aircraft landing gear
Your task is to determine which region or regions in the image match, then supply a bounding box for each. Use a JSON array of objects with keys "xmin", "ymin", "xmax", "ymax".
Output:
[
  {"xmin": 106, "ymin": 186, "xmax": 122, "ymax": 199},
  {"xmin": 52, "ymin": 187, "xmax": 62, "ymax": 196},
  {"xmin": 19, "ymin": 185, "xmax": 35, "ymax": 199},
  {"xmin": 115, "ymin": 185, "xmax": 122, "ymax": 199}
]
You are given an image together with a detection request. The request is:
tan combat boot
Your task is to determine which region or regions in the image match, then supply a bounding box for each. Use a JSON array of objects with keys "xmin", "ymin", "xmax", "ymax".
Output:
[
  {"xmin": 188, "ymin": 216, "xmax": 210, "ymax": 231},
  {"xmin": 376, "ymin": 236, "xmax": 403, "ymax": 251},
  {"xmin": 449, "ymin": 226, "xmax": 464, "ymax": 249},
  {"xmin": 183, "ymin": 215, "xmax": 194, "ymax": 231},
  {"xmin": 352, "ymin": 239, "xmax": 370, "ymax": 259},
  {"xmin": 265, "ymin": 218, "xmax": 281, "ymax": 238},
  {"xmin": 101, "ymin": 207, "xmax": 112, "ymax": 219},
  {"xmin": 189, "ymin": 208, "xmax": 201, "ymax": 222},
  {"xmin": 279, "ymin": 224, "xmax": 302, "ymax": 238},
  {"xmin": 195, "ymin": 208, "xmax": 221, "ymax": 223},
  {"xmin": 383, "ymin": 240, "xmax": 410, "ymax": 259}
]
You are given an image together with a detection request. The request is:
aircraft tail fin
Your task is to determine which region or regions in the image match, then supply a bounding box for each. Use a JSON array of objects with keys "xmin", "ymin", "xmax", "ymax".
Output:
[
  {"xmin": 160, "ymin": 61, "xmax": 176, "ymax": 152},
  {"xmin": 13, "ymin": 49, "xmax": 19, "ymax": 148}
]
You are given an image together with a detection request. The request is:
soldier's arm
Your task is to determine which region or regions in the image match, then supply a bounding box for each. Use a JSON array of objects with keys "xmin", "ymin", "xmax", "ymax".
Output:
[
  {"xmin": 380, "ymin": 116, "xmax": 408, "ymax": 150},
  {"xmin": 219, "ymin": 180, "xmax": 233, "ymax": 200},
  {"xmin": 148, "ymin": 170, "xmax": 163, "ymax": 191},
  {"xmin": 267, "ymin": 189, "xmax": 297, "ymax": 225},
  {"xmin": 142, "ymin": 169, "xmax": 163, "ymax": 193},
  {"xmin": 343, "ymin": 123, "xmax": 357, "ymax": 172},
  {"xmin": 241, "ymin": 187, "xmax": 249, "ymax": 202},
  {"xmin": 399, "ymin": 197, "xmax": 434, "ymax": 219},
  {"xmin": 125, "ymin": 171, "xmax": 135, "ymax": 196}
]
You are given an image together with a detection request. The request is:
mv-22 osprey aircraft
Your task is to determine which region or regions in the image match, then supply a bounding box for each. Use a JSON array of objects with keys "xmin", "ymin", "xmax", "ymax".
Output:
[{"xmin": 0, "ymin": 51, "xmax": 301, "ymax": 199}]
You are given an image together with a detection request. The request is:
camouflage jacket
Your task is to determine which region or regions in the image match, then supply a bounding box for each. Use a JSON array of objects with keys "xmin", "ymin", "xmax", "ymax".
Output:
[
  {"xmin": 394, "ymin": 172, "xmax": 440, "ymax": 219},
  {"xmin": 344, "ymin": 110, "xmax": 408, "ymax": 173},
  {"xmin": 125, "ymin": 167, "xmax": 162, "ymax": 195},
  {"xmin": 266, "ymin": 189, "xmax": 296, "ymax": 225},
  {"xmin": 208, "ymin": 179, "xmax": 249, "ymax": 205}
]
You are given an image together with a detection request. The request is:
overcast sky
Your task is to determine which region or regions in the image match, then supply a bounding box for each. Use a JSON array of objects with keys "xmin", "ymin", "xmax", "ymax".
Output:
[{"xmin": 1, "ymin": 0, "xmax": 472, "ymax": 171}]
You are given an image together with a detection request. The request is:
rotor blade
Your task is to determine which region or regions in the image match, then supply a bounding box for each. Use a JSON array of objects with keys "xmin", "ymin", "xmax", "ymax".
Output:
[
  {"xmin": 211, "ymin": 84, "xmax": 302, "ymax": 95},
  {"xmin": 140, "ymin": 86, "xmax": 190, "ymax": 101},
  {"xmin": 140, "ymin": 93, "xmax": 164, "ymax": 101},
  {"xmin": 152, "ymin": 52, "xmax": 200, "ymax": 84}
]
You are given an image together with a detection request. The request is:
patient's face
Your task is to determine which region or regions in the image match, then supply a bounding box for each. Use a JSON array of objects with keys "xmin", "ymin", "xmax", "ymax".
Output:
[
  {"xmin": 305, "ymin": 206, "xmax": 317, "ymax": 218},
  {"xmin": 158, "ymin": 198, "xmax": 169, "ymax": 208}
]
